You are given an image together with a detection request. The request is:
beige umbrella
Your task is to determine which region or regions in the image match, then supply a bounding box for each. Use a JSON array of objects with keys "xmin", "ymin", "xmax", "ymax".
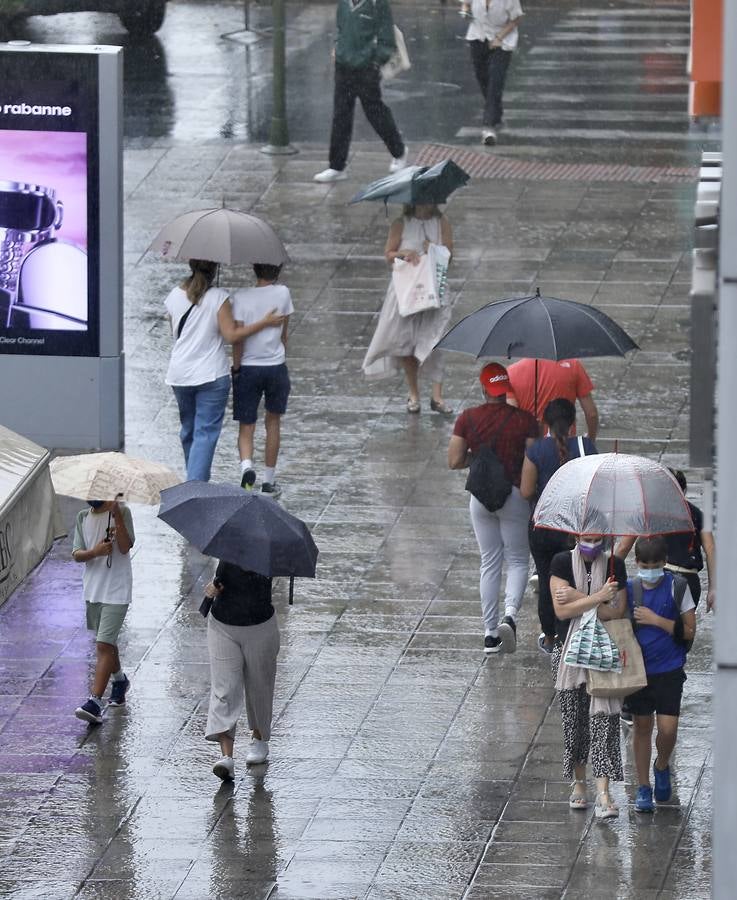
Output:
[
  {"xmin": 50, "ymin": 452, "xmax": 181, "ymax": 505},
  {"xmin": 148, "ymin": 208, "xmax": 288, "ymax": 266}
]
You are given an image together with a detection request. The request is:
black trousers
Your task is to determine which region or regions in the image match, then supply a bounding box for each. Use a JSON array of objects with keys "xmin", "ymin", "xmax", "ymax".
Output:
[
  {"xmin": 529, "ymin": 520, "xmax": 574, "ymax": 640},
  {"xmin": 328, "ymin": 62, "xmax": 405, "ymax": 171},
  {"xmin": 468, "ymin": 41, "xmax": 512, "ymax": 128}
]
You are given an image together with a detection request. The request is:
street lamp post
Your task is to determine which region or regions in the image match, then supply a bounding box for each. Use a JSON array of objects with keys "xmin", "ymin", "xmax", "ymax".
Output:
[{"xmin": 261, "ymin": 0, "xmax": 297, "ymax": 155}]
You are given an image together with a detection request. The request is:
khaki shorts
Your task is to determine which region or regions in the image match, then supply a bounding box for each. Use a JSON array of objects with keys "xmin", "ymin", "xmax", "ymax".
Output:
[{"xmin": 86, "ymin": 602, "xmax": 129, "ymax": 646}]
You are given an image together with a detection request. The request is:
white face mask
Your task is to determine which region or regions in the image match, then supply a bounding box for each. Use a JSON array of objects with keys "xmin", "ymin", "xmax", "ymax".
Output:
[{"xmin": 638, "ymin": 567, "xmax": 664, "ymax": 583}]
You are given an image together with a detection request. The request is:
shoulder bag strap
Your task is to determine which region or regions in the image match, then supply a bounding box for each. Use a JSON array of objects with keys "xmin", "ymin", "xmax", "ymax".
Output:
[
  {"xmin": 176, "ymin": 302, "xmax": 196, "ymax": 339},
  {"xmin": 632, "ymin": 576, "xmax": 643, "ymax": 609},
  {"xmin": 671, "ymin": 574, "xmax": 688, "ymax": 611}
]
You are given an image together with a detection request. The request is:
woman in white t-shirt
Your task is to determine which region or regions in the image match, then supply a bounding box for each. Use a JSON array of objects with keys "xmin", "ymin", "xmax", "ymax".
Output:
[
  {"xmin": 461, "ymin": 0, "xmax": 523, "ymax": 146},
  {"xmin": 164, "ymin": 259, "xmax": 286, "ymax": 482}
]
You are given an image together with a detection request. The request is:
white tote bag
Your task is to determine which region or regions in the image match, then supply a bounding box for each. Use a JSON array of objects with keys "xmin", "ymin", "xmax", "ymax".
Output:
[
  {"xmin": 392, "ymin": 244, "xmax": 451, "ymax": 318},
  {"xmin": 381, "ymin": 26, "xmax": 411, "ymax": 81}
]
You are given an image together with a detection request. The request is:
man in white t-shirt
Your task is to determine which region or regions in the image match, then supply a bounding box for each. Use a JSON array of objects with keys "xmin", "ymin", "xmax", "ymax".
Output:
[{"xmin": 231, "ymin": 264, "xmax": 294, "ymax": 499}]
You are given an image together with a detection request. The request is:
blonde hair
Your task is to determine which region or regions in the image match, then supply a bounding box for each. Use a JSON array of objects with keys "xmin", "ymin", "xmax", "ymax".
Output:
[{"xmin": 183, "ymin": 259, "xmax": 218, "ymax": 304}]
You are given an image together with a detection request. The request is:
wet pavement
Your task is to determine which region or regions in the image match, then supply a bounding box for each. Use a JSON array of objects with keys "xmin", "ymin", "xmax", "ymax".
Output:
[
  {"xmin": 9, "ymin": 0, "xmax": 719, "ymax": 163},
  {"xmin": 0, "ymin": 0, "xmax": 715, "ymax": 897}
]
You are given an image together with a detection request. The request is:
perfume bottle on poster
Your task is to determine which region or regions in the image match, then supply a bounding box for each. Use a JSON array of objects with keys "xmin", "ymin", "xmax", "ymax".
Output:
[{"xmin": 0, "ymin": 180, "xmax": 88, "ymax": 332}]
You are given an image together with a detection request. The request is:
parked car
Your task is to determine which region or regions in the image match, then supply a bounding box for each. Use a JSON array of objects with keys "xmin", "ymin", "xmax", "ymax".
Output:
[{"xmin": 1, "ymin": 0, "xmax": 167, "ymax": 35}]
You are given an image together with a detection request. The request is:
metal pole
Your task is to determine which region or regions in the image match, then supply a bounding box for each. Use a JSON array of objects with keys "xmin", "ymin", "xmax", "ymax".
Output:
[
  {"xmin": 261, "ymin": 0, "xmax": 297, "ymax": 155},
  {"xmin": 713, "ymin": 0, "xmax": 737, "ymax": 895}
]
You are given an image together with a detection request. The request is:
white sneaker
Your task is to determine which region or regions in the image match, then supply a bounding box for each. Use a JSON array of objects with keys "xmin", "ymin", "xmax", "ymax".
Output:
[
  {"xmin": 313, "ymin": 168, "xmax": 347, "ymax": 183},
  {"xmin": 245, "ymin": 738, "xmax": 269, "ymax": 765},
  {"xmin": 212, "ymin": 755, "xmax": 235, "ymax": 781},
  {"xmin": 482, "ymin": 128, "xmax": 497, "ymax": 146},
  {"xmin": 389, "ymin": 149, "xmax": 408, "ymax": 173}
]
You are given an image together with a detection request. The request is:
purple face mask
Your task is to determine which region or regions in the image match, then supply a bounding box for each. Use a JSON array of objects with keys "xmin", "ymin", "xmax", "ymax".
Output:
[{"xmin": 578, "ymin": 540, "xmax": 604, "ymax": 561}]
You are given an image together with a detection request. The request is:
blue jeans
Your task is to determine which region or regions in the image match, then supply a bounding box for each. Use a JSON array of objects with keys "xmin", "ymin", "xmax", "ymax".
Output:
[{"xmin": 172, "ymin": 375, "xmax": 230, "ymax": 482}]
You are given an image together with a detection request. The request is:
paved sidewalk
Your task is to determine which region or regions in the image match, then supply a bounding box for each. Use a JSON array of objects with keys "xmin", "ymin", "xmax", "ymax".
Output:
[{"xmin": 0, "ymin": 136, "xmax": 713, "ymax": 899}]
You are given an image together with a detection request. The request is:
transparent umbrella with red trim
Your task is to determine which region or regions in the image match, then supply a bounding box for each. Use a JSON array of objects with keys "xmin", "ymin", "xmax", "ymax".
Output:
[{"xmin": 533, "ymin": 453, "xmax": 694, "ymax": 538}]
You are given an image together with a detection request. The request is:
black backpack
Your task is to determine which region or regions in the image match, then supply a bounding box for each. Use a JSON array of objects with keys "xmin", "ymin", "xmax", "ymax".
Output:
[{"xmin": 464, "ymin": 409, "xmax": 515, "ymax": 513}]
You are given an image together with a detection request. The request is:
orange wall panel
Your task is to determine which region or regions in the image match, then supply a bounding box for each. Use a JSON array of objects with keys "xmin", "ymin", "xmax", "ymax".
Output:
[{"xmin": 691, "ymin": 0, "xmax": 723, "ymax": 83}]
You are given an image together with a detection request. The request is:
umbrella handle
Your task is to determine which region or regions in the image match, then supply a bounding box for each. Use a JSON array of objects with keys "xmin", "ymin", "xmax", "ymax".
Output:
[
  {"xmin": 289, "ymin": 575, "xmax": 294, "ymax": 605},
  {"xmin": 106, "ymin": 510, "xmax": 113, "ymax": 569}
]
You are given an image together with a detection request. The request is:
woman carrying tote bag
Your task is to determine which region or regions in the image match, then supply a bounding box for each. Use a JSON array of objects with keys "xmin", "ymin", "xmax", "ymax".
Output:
[
  {"xmin": 549, "ymin": 537, "xmax": 628, "ymax": 819},
  {"xmin": 362, "ymin": 203, "xmax": 454, "ymax": 415}
]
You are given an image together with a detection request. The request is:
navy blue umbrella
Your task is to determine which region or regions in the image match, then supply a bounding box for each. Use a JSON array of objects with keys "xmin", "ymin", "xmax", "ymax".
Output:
[
  {"xmin": 158, "ymin": 482, "xmax": 318, "ymax": 603},
  {"xmin": 350, "ymin": 160, "xmax": 471, "ymax": 206}
]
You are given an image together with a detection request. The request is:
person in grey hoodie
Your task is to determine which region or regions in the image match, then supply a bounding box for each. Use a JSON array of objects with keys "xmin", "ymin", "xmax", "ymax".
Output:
[{"xmin": 314, "ymin": 0, "xmax": 407, "ymax": 182}]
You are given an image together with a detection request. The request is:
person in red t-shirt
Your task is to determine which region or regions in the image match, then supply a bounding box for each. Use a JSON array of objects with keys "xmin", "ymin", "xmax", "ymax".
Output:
[
  {"xmin": 506, "ymin": 358, "xmax": 599, "ymax": 440},
  {"xmin": 448, "ymin": 362, "xmax": 539, "ymax": 654}
]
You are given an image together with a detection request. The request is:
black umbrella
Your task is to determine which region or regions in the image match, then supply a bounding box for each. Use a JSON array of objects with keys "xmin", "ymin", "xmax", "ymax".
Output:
[
  {"xmin": 350, "ymin": 160, "xmax": 471, "ymax": 206},
  {"xmin": 435, "ymin": 289, "xmax": 638, "ymax": 415},
  {"xmin": 158, "ymin": 482, "xmax": 318, "ymax": 604}
]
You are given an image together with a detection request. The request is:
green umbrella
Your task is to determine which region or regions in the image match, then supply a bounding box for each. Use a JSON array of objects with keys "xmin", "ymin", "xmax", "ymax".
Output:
[{"xmin": 350, "ymin": 160, "xmax": 470, "ymax": 206}]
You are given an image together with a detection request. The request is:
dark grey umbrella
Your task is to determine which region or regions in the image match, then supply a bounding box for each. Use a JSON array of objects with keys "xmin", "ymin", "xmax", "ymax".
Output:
[
  {"xmin": 435, "ymin": 290, "xmax": 638, "ymax": 360},
  {"xmin": 350, "ymin": 160, "xmax": 471, "ymax": 206},
  {"xmin": 158, "ymin": 482, "xmax": 318, "ymax": 603},
  {"xmin": 435, "ymin": 289, "xmax": 638, "ymax": 417}
]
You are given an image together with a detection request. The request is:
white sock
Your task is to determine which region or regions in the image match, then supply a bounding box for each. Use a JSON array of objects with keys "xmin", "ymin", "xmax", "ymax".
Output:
[
  {"xmin": 263, "ymin": 466, "xmax": 276, "ymax": 484},
  {"xmin": 504, "ymin": 609, "xmax": 516, "ymax": 621},
  {"xmin": 485, "ymin": 630, "xmax": 498, "ymax": 638},
  {"xmin": 112, "ymin": 670, "xmax": 125, "ymax": 682},
  {"xmin": 240, "ymin": 458, "xmax": 254, "ymax": 474}
]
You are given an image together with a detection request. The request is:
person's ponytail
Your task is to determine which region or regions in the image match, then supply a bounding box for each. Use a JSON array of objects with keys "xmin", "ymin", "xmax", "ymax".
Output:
[
  {"xmin": 543, "ymin": 398, "xmax": 576, "ymax": 467},
  {"xmin": 183, "ymin": 259, "xmax": 218, "ymax": 305}
]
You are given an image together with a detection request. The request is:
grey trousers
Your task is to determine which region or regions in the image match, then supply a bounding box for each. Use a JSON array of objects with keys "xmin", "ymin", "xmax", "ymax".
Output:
[
  {"xmin": 468, "ymin": 488, "xmax": 530, "ymax": 634},
  {"xmin": 205, "ymin": 613, "xmax": 280, "ymax": 743}
]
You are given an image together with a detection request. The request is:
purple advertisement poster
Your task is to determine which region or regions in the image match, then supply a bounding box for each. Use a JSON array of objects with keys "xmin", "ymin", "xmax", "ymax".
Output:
[
  {"xmin": 0, "ymin": 131, "xmax": 88, "ymax": 331},
  {"xmin": 0, "ymin": 53, "xmax": 99, "ymax": 357}
]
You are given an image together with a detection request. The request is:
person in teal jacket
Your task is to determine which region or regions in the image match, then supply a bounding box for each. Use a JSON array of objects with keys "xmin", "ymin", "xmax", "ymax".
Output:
[{"xmin": 314, "ymin": 0, "xmax": 407, "ymax": 183}]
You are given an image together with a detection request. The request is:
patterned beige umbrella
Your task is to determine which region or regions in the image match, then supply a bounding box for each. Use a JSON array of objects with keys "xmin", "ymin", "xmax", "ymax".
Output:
[{"xmin": 50, "ymin": 452, "xmax": 181, "ymax": 504}]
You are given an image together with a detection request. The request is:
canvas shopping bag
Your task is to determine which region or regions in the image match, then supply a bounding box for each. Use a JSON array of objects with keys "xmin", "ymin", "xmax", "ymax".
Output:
[
  {"xmin": 586, "ymin": 618, "xmax": 647, "ymax": 698},
  {"xmin": 564, "ymin": 607, "xmax": 622, "ymax": 672},
  {"xmin": 381, "ymin": 26, "xmax": 411, "ymax": 81},
  {"xmin": 429, "ymin": 243, "xmax": 451, "ymax": 305}
]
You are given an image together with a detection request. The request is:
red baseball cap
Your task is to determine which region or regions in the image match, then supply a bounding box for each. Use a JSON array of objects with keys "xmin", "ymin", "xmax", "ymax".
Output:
[{"xmin": 479, "ymin": 362, "xmax": 510, "ymax": 396}]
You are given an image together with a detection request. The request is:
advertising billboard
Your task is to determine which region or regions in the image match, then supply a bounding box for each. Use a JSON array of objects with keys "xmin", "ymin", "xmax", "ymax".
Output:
[{"xmin": 0, "ymin": 51, "xmax": 99, "ymax": 357}]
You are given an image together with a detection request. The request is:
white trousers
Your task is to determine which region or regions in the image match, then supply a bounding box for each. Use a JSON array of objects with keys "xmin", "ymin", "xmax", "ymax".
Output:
[
  {"xmin": 205, "ymin": 613, "xmax": 280, "ymax": 743},
  {"xmin": 469, "ymin": 488, "xmax": 530, "ymax": 634}
]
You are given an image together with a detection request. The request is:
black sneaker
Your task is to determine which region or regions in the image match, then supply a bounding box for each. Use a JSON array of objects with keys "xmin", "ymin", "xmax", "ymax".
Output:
[
  {"xmin": 261, "ymin": 482, "xmax": 282, "ymax": 500},
  {"xmin": 108, "ymin": 675, "xmax": 130, "ymax": 707},
  {"xmin": 498, "ymin": 615, "xmax": 517, "ymax": 654},
  {"xmin": 75, "ymin": 697, "xmax": 104, "ymax": 725},
  {"xmin": 620, "ymin": 709, "xmax": 634, "ymax": 726},
  {"xmin": 240, "ymin": 468, "xmax": 256, "ymax": 490},
  {"xmin": 484, "ymin": 635, "xmax": 503, "ymax": 654}
]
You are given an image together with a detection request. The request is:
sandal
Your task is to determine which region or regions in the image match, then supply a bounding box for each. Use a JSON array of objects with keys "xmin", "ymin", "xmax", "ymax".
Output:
[
  {"xmin": 569, "ymin": 779, "xmax": 588, "ymax": 810},
  {"xmin": 594, "ymin": 791, "xmax": 619, "ymax": 819},
  {"xmin": 430, "ymin": 398, "xmax": 454, "ymax": 415},
  {"xmin": 407, "ymin": 398, "xmax": 421, "ymax": 414}
]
